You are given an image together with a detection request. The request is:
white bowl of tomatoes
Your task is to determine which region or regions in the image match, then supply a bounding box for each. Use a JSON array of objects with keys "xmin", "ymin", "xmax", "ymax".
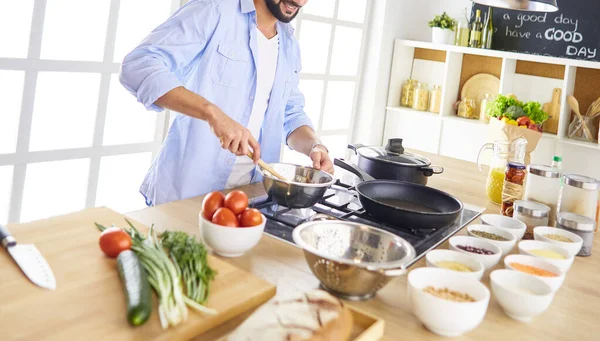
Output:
[{"xmin": 199, "ymin": 190, "xmax": 266, "ymax": 258}]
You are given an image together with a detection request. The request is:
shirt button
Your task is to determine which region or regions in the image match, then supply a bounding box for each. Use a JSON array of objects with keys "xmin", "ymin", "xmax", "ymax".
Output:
[{"xmin": 250, "ymin": 95, "xmax": 254, "ymax": 100}]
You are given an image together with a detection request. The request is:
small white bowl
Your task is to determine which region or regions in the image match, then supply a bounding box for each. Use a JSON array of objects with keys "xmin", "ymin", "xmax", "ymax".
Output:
[
  {"xmin": 425, "ymin": 250, "xmax": 485, "ymax": 281},
  {"xmin": 490, "ymin": 269, "xmax": 554, "ymax": 322},
  {"xmin": 503, "ymin": 254, "xmax": 565, "ymax": 292},
  {"xmin": 408, "ymin": 267, "xmax": 490, "ymax": 337},
  {"xmin": 480, "ymin": 214, "xmax": 527, "ymax": 241},
  {"xmin": 518, "ymin": 240, "xmax": 574, "ymax": 272},
  {"xmin": 449, "ymin": 236, "xmax": 502, "ymax": 271},
  {"xmin": 199, "ymin": 212, "xmax": 265, "ymax": 257},
  {"xmin": 533, "ymin": 226, "xmax": 583, "ymax": 256},
  {"xmin": 467, "ymin": 224, "xmax": 517, "ymax": 256}
]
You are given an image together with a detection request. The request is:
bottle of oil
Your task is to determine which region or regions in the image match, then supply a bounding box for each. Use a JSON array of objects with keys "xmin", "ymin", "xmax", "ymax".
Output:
[
  {"xmin": 482, "ymin": 7, "xmax": 494, "ymax": 49},
  {"xmin": 469, "ymin": 9, "xmax": 483, "ymax": 48}
]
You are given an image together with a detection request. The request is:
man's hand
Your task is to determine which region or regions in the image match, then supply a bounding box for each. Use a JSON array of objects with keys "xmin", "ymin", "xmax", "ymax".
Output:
[
  {"xmin": 310, "ymin": 145, "xmax": 334, "ymax": 174},
  {"xmin": 206, "ymin": 104, "xmax": 260, "ymax": 163}
]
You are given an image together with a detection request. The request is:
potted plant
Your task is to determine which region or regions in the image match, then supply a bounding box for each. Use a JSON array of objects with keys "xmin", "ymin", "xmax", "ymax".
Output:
[{"xmin": 428, "ymin": 12, "xmax": 457, "ymax": 45}]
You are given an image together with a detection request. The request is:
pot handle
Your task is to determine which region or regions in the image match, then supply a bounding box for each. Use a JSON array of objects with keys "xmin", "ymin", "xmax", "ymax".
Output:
[
  {"xmin": 421, "ymin": 166, "xmax": 444, "ymax": 177},
  {"xmin": 333, "ymin": 158, "xmax": 375, "ymax": 182},
  {"xmin": 347, "ymin": 143, "xmax": 365, "ymax": 154}
]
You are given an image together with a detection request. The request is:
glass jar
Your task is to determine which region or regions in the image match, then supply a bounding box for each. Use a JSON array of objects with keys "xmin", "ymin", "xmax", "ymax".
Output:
[
  {"xmin": 412, "ymin": 83, "xmax": 430, "ymax": 111},
  {"xmin": 479, "ymin": 94, "xmax": 494, "ymax": 123},
  {"xmin": 429, "ymin": 85, "xmax": 442, "ymax": 113},
  {"xmin": 557, "ymin": 174, "xmax": 600, "ymax": 221},
  {"xmin": 454, "ymin": 19, "xmax": 470, "ymax": 47},
  {"xmin": 501, "ymin": 162, "xmax": 527, "ymax": 216},
  {"xmin": 457, "ymin": 98, "xmax": 477, "ymax": 119},
  {"xmin": 400, "ymin": 79, "xmax": 417, "ymax": 108},
  {"xmin": 524, "ymin": 165, "xmax": 561, "ymax": 226},
  {"xmin": 557, "ymin": 212, "xmax": 596, "ymax": 256},
  {"xmin": 513, "ymin": 200, "xmax": 551, "ymax": 240},
  {"xmin": 477, "ymin": 138, "xmax": 527, "ymax": 205}
]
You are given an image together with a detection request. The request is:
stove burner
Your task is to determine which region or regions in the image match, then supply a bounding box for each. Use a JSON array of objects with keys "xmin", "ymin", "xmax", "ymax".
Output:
[{"xmin": 251, "ymin": 179, "xmax": 483, "ymax": 268}]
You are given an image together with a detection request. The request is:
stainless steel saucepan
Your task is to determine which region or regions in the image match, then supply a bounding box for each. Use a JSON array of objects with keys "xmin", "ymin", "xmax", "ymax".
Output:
[
  {"xmin": 259, "ymin": 163, "xmax": 335, "ymax": 209},
  {"xmin": 293, "ymin": 220, "xmax": 416, "ymax": 300}
]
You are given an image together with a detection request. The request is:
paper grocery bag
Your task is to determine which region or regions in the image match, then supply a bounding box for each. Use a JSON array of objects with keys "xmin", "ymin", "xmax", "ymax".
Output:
[{"xmin": 487, "ymin": 119, "xmax": 543, "ymax": 166}]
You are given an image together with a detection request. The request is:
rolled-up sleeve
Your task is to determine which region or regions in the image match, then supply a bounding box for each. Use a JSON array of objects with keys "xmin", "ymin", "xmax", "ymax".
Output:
[
  {"xmin": 119, "ymin": 0, "xmax": 220, "ymax": 111},
  {"xmin": 283, "ymin": 86, "xmax": 314, "ymax": 145}
]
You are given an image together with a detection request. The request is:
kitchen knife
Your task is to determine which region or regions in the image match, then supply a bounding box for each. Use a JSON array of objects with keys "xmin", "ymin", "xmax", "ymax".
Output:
[{"xmin": 1, "ymin": 224, "xmax": 56, "ymax": 290}]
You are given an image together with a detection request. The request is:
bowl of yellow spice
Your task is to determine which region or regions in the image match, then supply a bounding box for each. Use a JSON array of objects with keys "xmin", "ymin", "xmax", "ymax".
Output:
[
  {"xmin": 533, "ymin": 226, "xmax": 583, "ymax": 257},
  {"xmin": 518, "ymin": 240, "xmax": 574, "ymax": 272},
  {"xmin": 426, "ymin": 250, "xmax": 485, "ymax": 281}
]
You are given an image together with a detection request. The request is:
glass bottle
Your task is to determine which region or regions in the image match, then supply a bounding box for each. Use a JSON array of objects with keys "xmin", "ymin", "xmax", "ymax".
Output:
[
  {"xmin": 482, "ymin": 7, "xmax": 494, "ymax": 49},
  {"xmin": 429, "ymin": 85, "xmax": 442, "ymax": 113},
  {"xmin": 412, "ymin": 83, "xmax": 430, "ymax": 111},
  {"xmin": 477, "ymin": 138, "xmax": 527, "ymax": 205},
  {"xmin": 400, "ymin": 79, "xmax": 417, "ymax": 108},
  {"xmin": 454, "ymin": 18, "xmax": 470, "ymax": 47},
  {"xmin": 479, "ymin": 94, "xmax": 493, "ymax": 123},
  {"xmin": 469, "ymin": 9, "xmax": 483, "ymax": 48}
]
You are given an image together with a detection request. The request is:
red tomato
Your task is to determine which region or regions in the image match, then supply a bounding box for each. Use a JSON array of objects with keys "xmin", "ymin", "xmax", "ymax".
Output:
[
  {"xmin": 202, "ymin": 191, "xmax": 225, "ymax": 220},
  {"xmin": 99, "ymin": 227, "xmax": 132, "ymax": 258},
  {"xmin": 224, "ymin": 190, "xmax": 249, "ymax": 215},
  {"xmin": 212, "ymin": 207, "xmax": 239, "ymax": 227},
  {"xmin": 240, "ymin": 208, "xmax": 263, "ymax": 227}
]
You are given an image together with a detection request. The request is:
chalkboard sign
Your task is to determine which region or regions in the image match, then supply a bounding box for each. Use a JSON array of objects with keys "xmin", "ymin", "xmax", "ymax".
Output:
[{"xmin": 472, "ymin": 0, "xmax": 600, "ymax": 62}]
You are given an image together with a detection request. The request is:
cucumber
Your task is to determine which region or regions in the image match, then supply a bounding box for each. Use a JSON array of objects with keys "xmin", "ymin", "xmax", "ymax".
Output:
[{"xmin": 117, "ymin": 250, "xmax": 152, "ymax": 326}]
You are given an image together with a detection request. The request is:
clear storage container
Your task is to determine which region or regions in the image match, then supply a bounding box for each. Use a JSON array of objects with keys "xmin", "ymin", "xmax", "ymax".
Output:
[
  {"xmin": 429, "ymin": 85, "xmax": 442, "ymax": 114},
  {"xmin": 557, "ymin": 212, "xmax": 596, "ymax": 257},
  {"xmin": 513, "ymin": 200, "xmax": 550, "ymax": 240},
  {"xmin": 558, "ymin": 174, "xmax": 600, "ymax": 221},
  {"xmin": 524, "ymin": 165, "xmax": 561, "ymax": 226},
  {"xmin": 400, "ymin": 79, "xmax": 417, "ymax": 108},
  {"xmin": 412, "ymin": 83, "xmax": 430, "ymax": 111}
]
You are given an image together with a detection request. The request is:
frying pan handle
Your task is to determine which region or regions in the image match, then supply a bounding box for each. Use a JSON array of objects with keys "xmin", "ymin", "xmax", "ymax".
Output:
[
  {"xmin": 333, "ymin": 158, "xmax": 375, "ymax": 182},
  {"xmin": 421, "ymin": 166, "xmax": 444, "ymax": 177},
  {"xmin": 347, "ymin": 143, "xmax": 365, "ymax": 154}
]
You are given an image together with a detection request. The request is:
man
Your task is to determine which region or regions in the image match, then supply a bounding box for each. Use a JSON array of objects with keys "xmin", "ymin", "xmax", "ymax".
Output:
[{"xmin": 120, "ymin": 0, "xmax": 334, "ymax": 206}]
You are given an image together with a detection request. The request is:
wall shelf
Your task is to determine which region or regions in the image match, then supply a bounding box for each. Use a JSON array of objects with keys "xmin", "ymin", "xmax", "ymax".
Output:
[{"xmin": 383, "ymin": 39, "xmax": 600, "ymax": 176}]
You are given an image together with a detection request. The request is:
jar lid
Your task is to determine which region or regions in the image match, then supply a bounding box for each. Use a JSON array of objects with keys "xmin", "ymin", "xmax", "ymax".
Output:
[
  {"xmin": 507, "ymin": 162, "xmax": 526, "ymax": 170},
  {"xmin": 514, "ymin": 200, "xmax": 550, "ymax": 218},
  {"xmin": 563, "ymin": 174, "xmax": 600, "ymax": 190},
  {"xmin": 528, "ymin": 165, "xmax": 561, "ymax": 178},
  {"xmin": 557, "ymin": 212, "xmax": 596, "ymax": 232}
]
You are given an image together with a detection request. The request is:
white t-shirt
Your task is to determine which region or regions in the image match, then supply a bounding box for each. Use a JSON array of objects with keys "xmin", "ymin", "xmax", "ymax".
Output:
[{"xmin": 225, "ymin": 28, "xmax": 279, "ymax": 189}]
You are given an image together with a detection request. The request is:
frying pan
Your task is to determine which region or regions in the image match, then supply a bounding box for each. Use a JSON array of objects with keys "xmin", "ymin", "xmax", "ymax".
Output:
[{"xmin": 334, "ymin": 158, "xmax": 463, "ymax": 229}]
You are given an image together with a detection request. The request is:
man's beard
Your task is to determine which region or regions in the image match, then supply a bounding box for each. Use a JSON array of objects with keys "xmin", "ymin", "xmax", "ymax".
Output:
[{"xmin": 265, "ymin": 0, "xmax": 300, "ymax": 23}]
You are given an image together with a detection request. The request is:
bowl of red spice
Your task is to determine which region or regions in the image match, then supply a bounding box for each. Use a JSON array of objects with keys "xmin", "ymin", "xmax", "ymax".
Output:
[
  {"xmin": 503, "ymin": 254, "xmax": 565, "ymax": 292},
  {"xmin": 449, "ymin": 236, "xmax": 502, "ymax": 271},
  {"xmin": 467, "ymin": 224, "xmax": 517, "ymax": 256},
  {"xmin": 408, "ymin": 267, "xmax": 490, "ymax": 337},
  {"xmin": 533, "ymin": 226, "xmax": 583, "ymax": 257}
]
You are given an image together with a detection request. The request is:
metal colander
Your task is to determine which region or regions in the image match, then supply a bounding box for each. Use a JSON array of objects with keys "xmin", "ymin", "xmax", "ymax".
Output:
[{"xmin": 292, "ymin": 220, "xmax": 416, "ymax": 300}]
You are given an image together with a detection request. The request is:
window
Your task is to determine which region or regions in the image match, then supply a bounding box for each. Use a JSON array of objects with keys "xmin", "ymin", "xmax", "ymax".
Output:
[
  {"xmin": 282, "ymin": 1, "xmax": 370, "ymax": 166},
  {"xmin": 0, "ymin": 0, "xmax": 178, "ymax": 223}
]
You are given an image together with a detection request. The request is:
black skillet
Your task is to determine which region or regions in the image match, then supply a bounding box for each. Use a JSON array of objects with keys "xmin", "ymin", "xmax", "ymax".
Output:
[{"xmin": 334, "ymin": 158, "xmax": 463, "ymax": 229}]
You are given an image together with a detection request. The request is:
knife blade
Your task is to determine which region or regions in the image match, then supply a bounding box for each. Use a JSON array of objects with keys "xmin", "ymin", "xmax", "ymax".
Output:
[{"xmin": 1, "ymin": 224, "xmax": 56, "ymax": 290}]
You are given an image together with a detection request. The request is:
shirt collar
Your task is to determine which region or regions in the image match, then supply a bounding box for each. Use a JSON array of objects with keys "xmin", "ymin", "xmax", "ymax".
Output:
[{"xmin": 240, "ymin": 0, "xmax": 255, "ymax": 13}]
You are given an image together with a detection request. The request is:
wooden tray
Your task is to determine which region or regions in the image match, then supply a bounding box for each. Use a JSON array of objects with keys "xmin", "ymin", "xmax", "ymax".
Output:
[
  {"xmin": 209, "ymin": 304, "xmax": 385, "ymax": 341},
  {"xmin": 1, "ymin": 207, "xmax": 276, "ymax": 341}
]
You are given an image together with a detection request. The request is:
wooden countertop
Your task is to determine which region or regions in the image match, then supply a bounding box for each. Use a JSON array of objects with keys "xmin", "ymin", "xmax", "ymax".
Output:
[{"xmin": 123, "ymin": 152, "xmax": 600, "ymax": 340}]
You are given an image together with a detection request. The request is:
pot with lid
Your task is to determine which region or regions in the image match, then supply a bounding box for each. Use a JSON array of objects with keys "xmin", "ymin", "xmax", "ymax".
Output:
[{"xmin": 348, "ymin": 138, "xmax": 443, "ymax": 185}]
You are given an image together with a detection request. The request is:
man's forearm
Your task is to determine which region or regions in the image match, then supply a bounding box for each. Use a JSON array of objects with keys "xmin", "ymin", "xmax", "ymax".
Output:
[
  {"xmin": 154, "ymin": 86, "xmax": 216, "ymax": 122},
  {"xmin": 286, "ymin": 125, "xmax": 323, "ymax": 156}
]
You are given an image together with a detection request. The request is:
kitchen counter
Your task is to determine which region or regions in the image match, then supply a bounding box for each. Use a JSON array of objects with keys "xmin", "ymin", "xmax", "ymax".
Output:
[{"xmin": 125, "ymin": 151, "xmax": 600, "ymax": 340}]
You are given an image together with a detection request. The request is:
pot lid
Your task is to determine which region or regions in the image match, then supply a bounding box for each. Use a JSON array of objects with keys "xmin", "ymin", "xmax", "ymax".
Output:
[{"xmin": 355, "ymin": 139, "xmax": 431, "ymax": 167}]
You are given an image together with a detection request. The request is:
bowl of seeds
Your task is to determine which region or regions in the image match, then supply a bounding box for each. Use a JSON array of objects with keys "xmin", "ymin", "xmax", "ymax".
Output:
[
  {"xmin": 533, "ymin": 226, "xmax": 583, "ymax": 257},
  {"xmin": 449, "ymin": 236, "xmax": 502, "ymax": 271},
  {"xmin": 408, "ymin": 267, "xmax": 490, "ymax": 337},
  {"xmin": 467, "ymin": 224, "xmax": 517, "ymax": 256},
  {"xmin": 518, "ymin": 240, "xmax": 574, "ymax": 272},
  {"xmin": 503, "ymin": 254, "xmax": 566, "ymax": 292},
  {"xmin": 425, "ymin": 249, "xmax": 485, "ymax": 281}
]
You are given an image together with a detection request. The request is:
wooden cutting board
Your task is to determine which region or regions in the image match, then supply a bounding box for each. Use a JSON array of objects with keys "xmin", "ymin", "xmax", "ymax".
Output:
[
  {"xmin": 0, "ymin": 207, "xmax": 276, "ymax": 341},
  {"xmin": 542, "ymin": 88, "xmax": 561, "ymax": 134}
]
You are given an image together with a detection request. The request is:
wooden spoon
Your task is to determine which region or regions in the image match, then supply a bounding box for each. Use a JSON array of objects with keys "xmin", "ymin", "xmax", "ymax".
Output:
[
  {"xmin": 247, "ymin": 151, "xmax": 288, "ymax": 181},
  {"xmin": 567, "ymin": 95, "xmax": 593, "ymax": 140}
]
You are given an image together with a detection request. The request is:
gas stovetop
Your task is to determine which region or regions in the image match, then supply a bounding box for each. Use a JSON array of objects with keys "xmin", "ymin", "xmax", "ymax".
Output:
[{"xmin": 249, "ymin": 180, "xmax": 485, "ymax": 268}]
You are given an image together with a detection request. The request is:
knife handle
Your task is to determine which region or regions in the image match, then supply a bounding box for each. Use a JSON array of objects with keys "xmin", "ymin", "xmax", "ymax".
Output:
[{"xmin": 0, "ymin": 225, "xmax": 16, "ymax": 248}]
